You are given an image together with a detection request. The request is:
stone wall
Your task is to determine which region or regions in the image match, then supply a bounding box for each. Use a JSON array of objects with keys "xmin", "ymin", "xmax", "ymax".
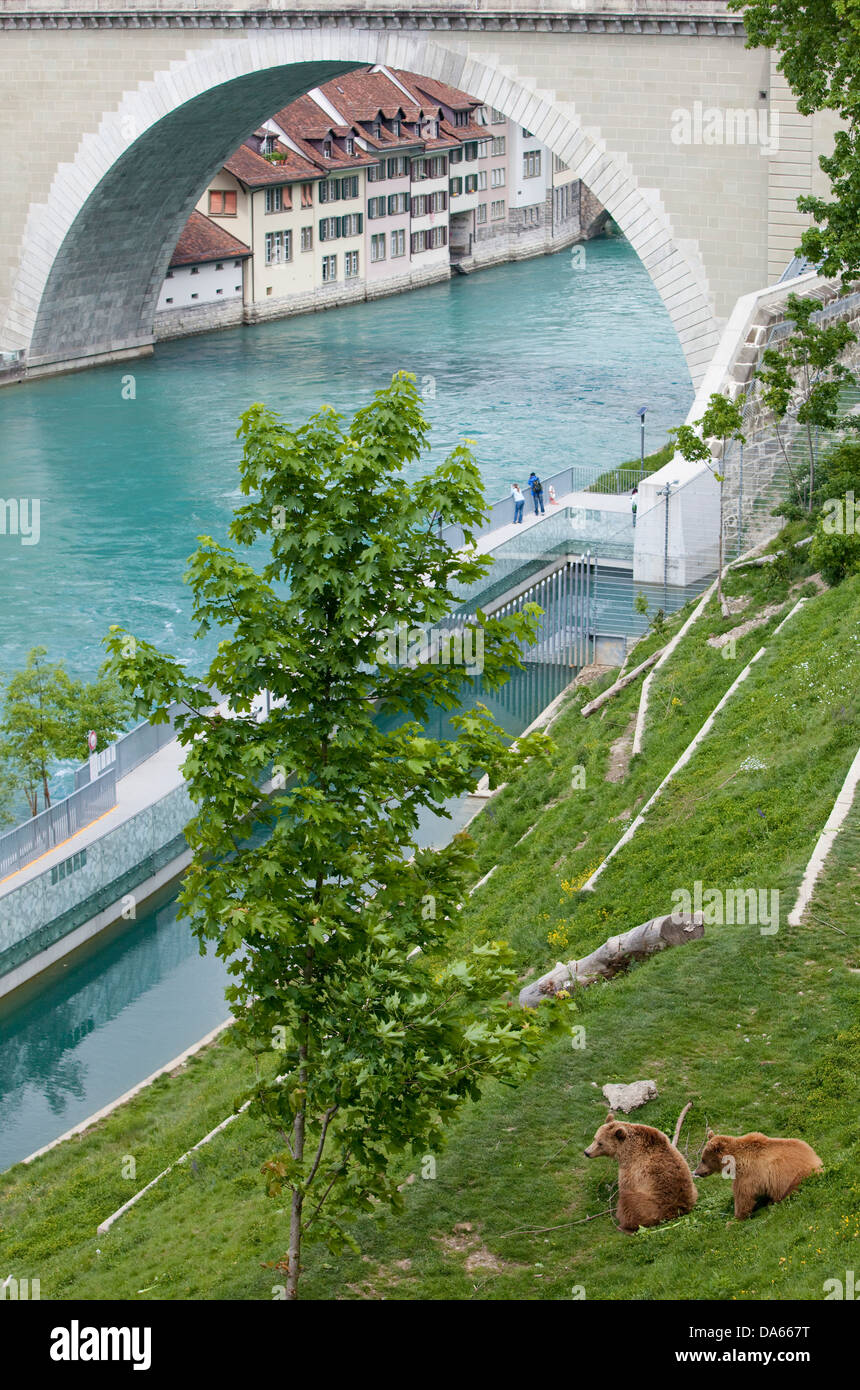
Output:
[{"xmin": 0, "ymin": 781, "xmax": 193, "ymax": 988}]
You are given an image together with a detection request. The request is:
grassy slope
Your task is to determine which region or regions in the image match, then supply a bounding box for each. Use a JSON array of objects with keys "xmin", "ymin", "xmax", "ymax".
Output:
[{"xmin": 1, "ymin": 562, "xmax": 858, "ymax": 1301}]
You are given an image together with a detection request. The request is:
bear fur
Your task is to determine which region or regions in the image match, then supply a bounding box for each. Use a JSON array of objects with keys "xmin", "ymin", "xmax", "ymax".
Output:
[
  {"xmin": 693, "ymin": 1128, "xmax": 823, "ymax": 1219},
  {"xmin": 584, "ymin": 1112, "xmax": 698, "ymax": 1233}
]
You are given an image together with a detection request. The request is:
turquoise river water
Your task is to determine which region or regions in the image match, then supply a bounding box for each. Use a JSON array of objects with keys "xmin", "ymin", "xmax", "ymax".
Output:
[{"xmin": 0, "ymin": 238, "xmax": 692, "ymax": 1169}]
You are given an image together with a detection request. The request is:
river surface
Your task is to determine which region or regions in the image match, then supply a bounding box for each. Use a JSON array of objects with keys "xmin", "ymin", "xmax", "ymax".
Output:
[
  {"xmin": 0, "ymin": 237, "xmax": 691, "ymax": 680},
  {"xmin": 0, "ymin": 236, "xmax": 692, "ymax": 1170}
]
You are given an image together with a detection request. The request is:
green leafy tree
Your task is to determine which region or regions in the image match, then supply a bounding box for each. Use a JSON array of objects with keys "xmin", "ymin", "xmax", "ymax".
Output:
[
  {"xmin": 104, "ymin": 375, "xmax": 569, "ymax": 1298},
  {"xmin": 756, "ymin": 294, "xmax": 855, "ymax": 511},
  {"xmin": 672, "ymin": 392, "xmax": 746, "ymax": 604},
  {"xmin": 733, "ymin": 1, "xmax": 860, "ymax": 279},
  {"xmin": 0, "ymin": 648, "xmax": 131, "ymax": 817},
  {"xmin": 0, "ymin": 647, "xmax": 69, "ymax": 815}
]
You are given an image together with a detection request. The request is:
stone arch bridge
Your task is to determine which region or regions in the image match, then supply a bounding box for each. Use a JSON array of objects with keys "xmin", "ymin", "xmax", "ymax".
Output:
[{"xmin": 0, "ymin": 1, "xmax": 838, "ymax": 384}]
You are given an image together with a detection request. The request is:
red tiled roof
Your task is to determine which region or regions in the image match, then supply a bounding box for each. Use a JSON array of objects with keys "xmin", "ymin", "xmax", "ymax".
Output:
[
  {"xmin": 223, "ymin": 140, "xmax": 321, "ymax": 188},
  {"xmin": 393, "ymin": 70, "xmax": 482, "ymax": 114},
  {"xmin": 170, "ymin": 210, "xmax": 250, "ymax": 267},
  {"xmin": 269, "ymin": 100, "xmax": 379, "ymax": 171},
  {"xmin": 319, "ymin": 68, "xmax": 424, "ymax": 123},
  {"xmin": 439, "ymin": 115, "xmax": 487, "ymax": 142}
]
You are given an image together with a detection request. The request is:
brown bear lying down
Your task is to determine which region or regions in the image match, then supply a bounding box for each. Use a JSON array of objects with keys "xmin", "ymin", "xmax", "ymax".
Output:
[
  {"xmin": 693, "ymin": 1128, "xmax": 823, "ymax": 1220},
  {"xmin": 584, "ymin": 1112, "xmax": 698, "ymax": 1233}
]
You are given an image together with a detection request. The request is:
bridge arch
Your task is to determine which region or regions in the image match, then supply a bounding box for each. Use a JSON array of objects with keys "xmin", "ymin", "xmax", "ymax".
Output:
[{"xmin": 5, "ymin": 26, "xmax": 720, "ymax": 382}]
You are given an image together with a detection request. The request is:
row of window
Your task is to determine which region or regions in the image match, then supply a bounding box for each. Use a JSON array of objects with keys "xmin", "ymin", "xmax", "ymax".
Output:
[
  {"xmin": 319, "ymin": 213, "xmax": 364, "ymax": 242},
  {"xmin": 411, "ymin": 155, "xmax": 448, "ymax": 182},
  {"xmin": 321, "ymin": 251, "xmax": 360, "ymax": 282},
  {"xmin": 370, "ymin": 229, "xmax": 407, "ymax": 262},
  {"xmin": 367, "ymin": 155, "xmax": 411, "ymax": 182},
  {"xmin": 450, "ymin": 168, "xmax": 506, "ymax": 196},
  {"xmin": 318, "ymin": 175, "xmax": 360, "ymax": 203},
  {"xmin": 368, "ymin": 193, "xmax": 409, "ymax": 218},
  {"xmin": 411, "ymin": 226, "xmax": 448, "ymax": 253}
]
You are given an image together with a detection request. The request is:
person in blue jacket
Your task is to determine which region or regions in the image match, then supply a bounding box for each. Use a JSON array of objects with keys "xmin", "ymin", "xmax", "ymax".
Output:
[{"xmin": 528, "ymin": 471, "xmax": 545, "ymax": 515}]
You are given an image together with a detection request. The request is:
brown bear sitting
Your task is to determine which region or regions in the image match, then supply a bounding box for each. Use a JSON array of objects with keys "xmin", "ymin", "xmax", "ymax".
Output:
[
  {"xmin": 584, "ymin": 1112, "xmax": 698, "ymax": 1233},
  {"xmin": 693, "ymin": 1127, "xmax": 823, "ymax": 1220}
]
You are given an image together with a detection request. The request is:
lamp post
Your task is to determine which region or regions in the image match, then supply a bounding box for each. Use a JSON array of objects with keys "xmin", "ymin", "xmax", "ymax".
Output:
[
  {"xmin": 657, "ymin": 481, "xmax": 674, "ymax": 608},
  {"xmin": 636, "ymin": 405, "xmax": 648, "ymax": 481}
]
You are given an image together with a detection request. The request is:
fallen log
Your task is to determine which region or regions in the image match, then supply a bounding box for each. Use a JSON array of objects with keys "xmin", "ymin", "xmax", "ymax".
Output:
[
  {"xmin": 580, "ymin": 647, "xmax": 665, "ymax": 718},
  {"xmin": 518, "ymin": 911, "xmax": 704, "ymax": 1008}
]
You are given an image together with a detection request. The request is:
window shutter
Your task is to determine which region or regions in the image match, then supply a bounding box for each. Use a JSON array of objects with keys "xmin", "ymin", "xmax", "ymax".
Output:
[
  {"xmin": 357, "ymin": 213, "xmax": 363, "ymax": 233},
  {"xmin": 319, "ymin": 219, "xmax": 326, "ymax": 242}
]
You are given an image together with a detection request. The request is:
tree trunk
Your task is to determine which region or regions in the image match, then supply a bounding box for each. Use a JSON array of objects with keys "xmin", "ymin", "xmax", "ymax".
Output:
[
  {"xmin": 286, "ymin": 1186, "xmax": 304, "ymax": 1301},
  {"xmin": 580, "ymin": 647, "xmax": 664, "ymax": 717},
  {"xmin": 519, "ymin": 911, "xmax": 704, "ymax": 1008},
  {"xmin": 42, "ymin": 772, "xmax": 51, "ymax": 810}
]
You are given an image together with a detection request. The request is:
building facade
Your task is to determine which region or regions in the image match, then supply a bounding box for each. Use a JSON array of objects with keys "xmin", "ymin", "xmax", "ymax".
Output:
[{"xmin": 155, "ymin": 65, "xmax": 605, "ymax": 341}]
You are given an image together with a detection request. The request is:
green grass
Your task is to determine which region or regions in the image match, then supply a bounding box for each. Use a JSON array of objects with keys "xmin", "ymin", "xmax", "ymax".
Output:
[
  {"xmin": 588, "ymin": 438, "xmax": 676, "ymax": 493},
  {"xmin": 1, "ymin": 559, "xmax": 858, "ymax": 1300}
]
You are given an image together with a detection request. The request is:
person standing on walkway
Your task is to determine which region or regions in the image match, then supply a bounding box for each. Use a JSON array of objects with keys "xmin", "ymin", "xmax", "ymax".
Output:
[
  {"xmin": 631, "ymin": 486, "xmax": 638, "ymax": 529},
  {"xmin": 528, "ymin": 472, "xmax": 545, "ymax": 515},
  {"xmin": 511, "ymin": 482, "xmax": 525, "ymax": 524},
  {"xmin": 548, "ymin": 484, "xmax": 558, "ymax": 506}
]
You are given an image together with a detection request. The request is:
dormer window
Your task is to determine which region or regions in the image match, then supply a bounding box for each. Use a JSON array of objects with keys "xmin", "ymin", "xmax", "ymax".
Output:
[
  {"xmin": 426, "ymin": 120, "xmax": 438, "ymax": 138},
  {"xmin": 371, "ymin": 121, "xmax": 381, "ymax": 138},
  {"xmin": 324, "ymin": 140, "xmax": 333, "ymax": 159},
  {"xmin": 345, "ymin": 137, "xmax": 355, "ymax": 155},
  {"xmin": 391, "ymin": 118, "xmax": 401, "ymax": 136}
]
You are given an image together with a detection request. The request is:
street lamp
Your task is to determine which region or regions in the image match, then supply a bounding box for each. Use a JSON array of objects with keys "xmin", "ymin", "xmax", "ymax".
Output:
[{"xmin": 636, "ymin": 405, "xmax": 648, "ymax": 481}]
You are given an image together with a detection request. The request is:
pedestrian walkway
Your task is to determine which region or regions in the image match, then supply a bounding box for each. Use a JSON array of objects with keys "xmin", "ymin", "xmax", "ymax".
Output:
[{"xmin": 474, "ymin": 486, "xmax": 632, "ymax": 556}]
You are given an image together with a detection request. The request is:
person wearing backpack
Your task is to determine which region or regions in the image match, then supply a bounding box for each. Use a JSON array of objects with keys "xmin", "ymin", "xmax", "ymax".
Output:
[{"xmin": 528, "ymin": 471, "xmax": 545, "ymax": 515}]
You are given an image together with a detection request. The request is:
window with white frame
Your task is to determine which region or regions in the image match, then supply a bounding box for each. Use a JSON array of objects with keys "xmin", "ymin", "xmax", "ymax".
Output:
[
  {"xmin": 491, "ymin": 166, "xmax": 505, "ymax": 188},
  {"xmin": 391, "ymin": 228, "xmax": 406, "ymax": 257},
  {"xmin": 322, "ymin": 254, "xmax": 337, "ymax": 282},
  {"xmin": 301, "ymin": 225, "xmax": 313, "ymax": 252},
  {"xmin": 477, "ymin": 140, "xmax": 490, "ymax": 158},
  {"xmin": 388, "ymin": 192, "xmax": 408, "ymax": 215},
  {"xmin": 491, "ymin": 199, "xmax": 505, "ymax": 220},
  {"xmin": 476, "ymin": 203, "xmax": 487, "ymax": 224},
  {"xmin": 265, "ymin": 187, "xmax": 284, "ymax": 213},
  {"xmin": 477, "ymin": 170, "xmax": 487, "ymax": 191},
  {"xmin": 449, "ymin": 147, "xmax": 463, "ymax": 165},
  {"xmin": 368, "ymin": 197, "xmax": 386, "ymax": 219},
  {"xmin": 523, "ymin": 150, "xmax": 541, "ymax": 178},
  {"xmin": 371, "ymin": 233, "xmax": 386, "ymax": 262},
  {"xmin": 491, "ymin": 136, "xmax": 506, "ymax": 156},
  {"xmin": 491, "ymin": 107, "xmax": 506, "ymax": 124},
  {"xmin": 387, "ymin": 155, "xmax": 409, "ymax": 178},
  {"xmin": 367, "ymin": 161, "xmax": 385, "ymax": 183},
  {"xmin": 264, "ymin": 230, "xmax": 291, "ymax": 264},
  {"xmin": 345, "ymin": 250, "xmax": 360, "ymax": 278},
  {"xmin": 341, "ymin": 212, "xmax": 363, "ymax": 237}
]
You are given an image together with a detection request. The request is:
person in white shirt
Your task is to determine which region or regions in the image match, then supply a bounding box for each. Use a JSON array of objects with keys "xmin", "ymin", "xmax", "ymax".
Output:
[{"xmin": 511, "ymin": 483, "xmax": 525, "ymax": 524}]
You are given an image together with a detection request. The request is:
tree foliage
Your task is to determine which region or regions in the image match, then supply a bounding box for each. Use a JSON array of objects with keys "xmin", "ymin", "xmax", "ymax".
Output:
[
  {"xmin": 104, "ymin": 374, "xmax": 570, "ymax": 1297},
  {"xmin": 0, "ymin": 647, "xmax": 130, "ymax": 817},
  {"xmin": 733, "ymin": 0, "xmax": 860, "ymax": 277}
]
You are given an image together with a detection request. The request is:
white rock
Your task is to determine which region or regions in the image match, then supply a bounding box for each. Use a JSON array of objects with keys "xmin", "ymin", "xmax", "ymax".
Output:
[{"xmin": 602, "ymin": 1080, "xmax": 658, "ymax": 1113}]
